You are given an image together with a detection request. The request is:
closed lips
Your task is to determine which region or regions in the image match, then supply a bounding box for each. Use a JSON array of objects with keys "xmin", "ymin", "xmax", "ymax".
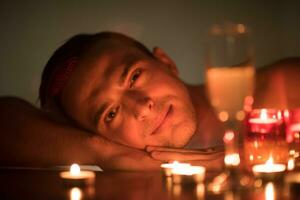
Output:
[{"xmin": 151, "ymin": 105, "xmax": 172, "ymax": 135}]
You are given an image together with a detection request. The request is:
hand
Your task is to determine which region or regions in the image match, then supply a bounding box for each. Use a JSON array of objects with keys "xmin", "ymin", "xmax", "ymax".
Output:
[
  {"xmin": 106, "ymin": 150, "xmax": 162, "ymax": 171},
  {"xmin": 89, "ymin": 135, "xmax": 162, "ymax": 171},
  {"xmin": 146, "ymin": 146, "xmax": 224, "ymax": 171}
]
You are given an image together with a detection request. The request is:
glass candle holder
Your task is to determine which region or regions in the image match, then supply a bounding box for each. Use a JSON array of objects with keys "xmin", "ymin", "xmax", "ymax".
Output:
[
  {"xmin": 283, "ymin": 109, "xmax": 300, "ymax": 169},
  {"xmin": 244, "ymin": 109, "xmax": 289, "ymax": 173}
]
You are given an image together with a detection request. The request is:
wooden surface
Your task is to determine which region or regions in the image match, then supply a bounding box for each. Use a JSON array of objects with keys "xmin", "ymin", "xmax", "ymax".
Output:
[{"xmin": 0, "ymin": 168, "xmax": 298, "ymax": 200}]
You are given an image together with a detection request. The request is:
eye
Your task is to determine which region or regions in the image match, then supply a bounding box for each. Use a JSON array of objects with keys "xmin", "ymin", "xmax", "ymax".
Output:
[
  {"xmin": 104, "ymin": 107, "xmax": 118, "ymax": 123},
  {"xmin": 130, "ymin": 68, "xmax": 142, "ymax": 86}
]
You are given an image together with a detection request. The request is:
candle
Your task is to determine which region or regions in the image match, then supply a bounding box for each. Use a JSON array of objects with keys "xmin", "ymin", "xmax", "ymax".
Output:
[
  {"xmin": 284, "ymin": 108, "xmax": 300, "ymax": 143},
  {"xmin": 252, "ymin": 156, "xmax": 286, "ymax": 175},
  {"xmin": 161, "ymin": 161, "xmax": 190, "ymax": 177},
  {"xmin": 245, "ymin": 109, "xmax": 289, "ymax": 169},
  {"xmin": 248, "ymin": 109, "xmax": 279, "ymax": 134},
  {"xmin": 249, "ymin": 109, "xmax": 278, "ymax": 124},
  {"xmin": 60, "ymin": 163, "xmax": 95, "ymax": 186},
  {"xmin": 244, "ymin": 138, "xmax": 289, "ymax": 167},
  {"xmin": 171, "ymin": 165, "xmax": 206, "ymax": 184}
]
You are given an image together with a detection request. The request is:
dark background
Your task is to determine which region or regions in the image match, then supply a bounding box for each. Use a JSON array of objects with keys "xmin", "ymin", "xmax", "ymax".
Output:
[{"xmin": 0, "ymin": 0, "xmax": 299, "ymax": 104}]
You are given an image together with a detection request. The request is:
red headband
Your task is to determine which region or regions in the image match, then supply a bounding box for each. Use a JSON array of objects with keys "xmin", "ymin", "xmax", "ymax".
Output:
[{"xmin": 48, "ymin": 57, "xmax": 78, "ymax": 98}]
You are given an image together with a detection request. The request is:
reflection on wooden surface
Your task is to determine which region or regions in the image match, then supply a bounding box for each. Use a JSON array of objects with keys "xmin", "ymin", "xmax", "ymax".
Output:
[{"xmin": 0, "ymin": 169, "xmax": 298, "ymax": 199}]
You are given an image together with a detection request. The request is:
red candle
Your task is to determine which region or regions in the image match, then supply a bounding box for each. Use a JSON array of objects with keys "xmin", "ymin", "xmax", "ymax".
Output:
[
  {"xmin": 248, "ymin": 109, "xmax": 282, "ymax": 134},
  {"xmin": 244, "ymin": 109, "xmax": 289, "ymax": 170}
]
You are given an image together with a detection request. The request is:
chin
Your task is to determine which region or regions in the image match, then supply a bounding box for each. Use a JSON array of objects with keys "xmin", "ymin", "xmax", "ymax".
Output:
[{"xmin": 167, "ymin": 122, "xmax": 197, "ymax": 147}]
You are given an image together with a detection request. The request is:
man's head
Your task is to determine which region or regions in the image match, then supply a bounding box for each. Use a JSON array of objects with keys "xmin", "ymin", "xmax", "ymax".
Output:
[{"xmin": 40, "ymin": 32, "xmax": 196, "ymax": 149}]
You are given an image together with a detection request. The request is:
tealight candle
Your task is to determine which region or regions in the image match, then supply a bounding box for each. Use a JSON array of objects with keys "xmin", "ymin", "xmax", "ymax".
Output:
[
  {"xmin": 252, "ymin": 156, "xmax": 286, "ymax": 178},
  {"xmin": 248, "ymin": 109, "xmax": 279, "ymax": 134},
  {"xmin": 171, "ymin": 165, "xmax": 206, "ymax": 185},
  {"xmin": 249, "ymin": 109, "xmax": 278, "ymax": 124},
  {"xmin": 160, "ymin": 161, "xmax": 191, "ymax": 177},
  {"xmin": 60, "ymin": 163, "xmax": 95, "ymax": 186}
]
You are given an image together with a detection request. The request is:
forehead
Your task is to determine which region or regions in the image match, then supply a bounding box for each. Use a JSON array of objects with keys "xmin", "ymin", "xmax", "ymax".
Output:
[{"xmin": 68, "ymin": 40, "xmax": 149, "ymax": 90}]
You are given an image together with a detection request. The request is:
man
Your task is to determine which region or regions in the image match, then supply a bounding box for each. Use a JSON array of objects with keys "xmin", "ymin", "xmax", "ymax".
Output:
[{"xmin": 0, "ymin": 32, "xmax": 299, "ymax": 170}]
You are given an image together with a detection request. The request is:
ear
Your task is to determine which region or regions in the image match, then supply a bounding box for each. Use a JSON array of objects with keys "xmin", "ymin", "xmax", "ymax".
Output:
[{"xmin": 152, "ymin": 47, "xmax": 179, "ymax": 76}]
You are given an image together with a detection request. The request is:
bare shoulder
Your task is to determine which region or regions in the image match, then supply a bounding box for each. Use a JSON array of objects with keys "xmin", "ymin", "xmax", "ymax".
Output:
[
  {"xmin": 255, "ymin": 57, "xmax": 300, "ymax": 109},
  {"xmin": 270, "ymin": 57, "xmax": 300, "ymax": 67},
  {"xmin": 258, "ymin": 57, "xmax": 300, "ymax": 74}
]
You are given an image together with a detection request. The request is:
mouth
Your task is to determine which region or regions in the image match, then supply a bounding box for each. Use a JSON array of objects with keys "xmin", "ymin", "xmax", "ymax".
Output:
[{"xmin": 151, "ymin": 104, "xmax": 173, "ymax": 135}]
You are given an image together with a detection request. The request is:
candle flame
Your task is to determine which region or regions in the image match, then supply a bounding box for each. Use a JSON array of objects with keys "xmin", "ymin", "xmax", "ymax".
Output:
[
  {"xmin": 266, "ymin": 156, "xmax": 274, "ymax": 165},
  {"xmin": 260, "ymin": 109, "xmax": 268, "ymax": 121},
  {"xmin": 252, "ymin": 155, "xmax": 286, "ymax": 173},
  {"xmin": 70, "ymin": 164, "xmax": 81, "ymax": 176},
  {"xmin": 172, "ymin": 161, "xmax": 179, "ymax": 165}
]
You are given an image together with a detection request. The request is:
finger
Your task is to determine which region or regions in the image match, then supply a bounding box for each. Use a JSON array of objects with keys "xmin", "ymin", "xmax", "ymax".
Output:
[
  {"xmin": 150, "ymin": 150, "xmax": 224, "ymax": 162},
  {"xmin": 146, "ymin": 146, "xmax": 224, "ymax": 154},
  {"xmin": 106, "ymin": 153, "xmax": 162, "ymax": 171},
  {"xmin": 147, "ymin": 146, "xmax": 203, "ymax": 153}
]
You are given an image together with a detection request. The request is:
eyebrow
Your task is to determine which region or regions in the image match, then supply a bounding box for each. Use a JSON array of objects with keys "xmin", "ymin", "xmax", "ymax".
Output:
[
  {"xmin": 93, "ymin": 57, "xmax": 142, "ymax": 127},
  {"xmin": 92, "ymin": 64, "xmax": 133, "ymax": 127}
]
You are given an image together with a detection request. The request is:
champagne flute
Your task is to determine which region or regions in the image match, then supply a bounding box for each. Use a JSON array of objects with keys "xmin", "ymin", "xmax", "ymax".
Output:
[{"xmin": 205, "ymin": 22, "xmax": 255, "ymax": 170}]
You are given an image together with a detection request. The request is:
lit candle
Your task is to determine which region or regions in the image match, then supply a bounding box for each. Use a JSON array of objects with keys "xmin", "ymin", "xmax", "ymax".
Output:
[
  {"xmin": 60, "ymin": 163, "xmax": 95, "ymax": 186},
  {"xmin": 252, "ymin": 156, "xmax": 286, "ymax": 175},
  {"xmin": 249, "ymin": 109, "xmax": 278, "ymax": 124},
  {"xmin": 160, "ymin": 161, "xmax": 190, "ymax": 177},
  {"xmin": 248, "ymin": 109, "xmax": 279, "ymax": 134},
  {"xmin": 171, "ymin": 165, "xmax": 206, "ymax": 184}
]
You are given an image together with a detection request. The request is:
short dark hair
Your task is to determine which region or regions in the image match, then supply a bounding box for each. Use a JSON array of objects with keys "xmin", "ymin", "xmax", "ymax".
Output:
[{"xmin": 39, "ymin": 32, "xmax": 153, "ymax": 108}]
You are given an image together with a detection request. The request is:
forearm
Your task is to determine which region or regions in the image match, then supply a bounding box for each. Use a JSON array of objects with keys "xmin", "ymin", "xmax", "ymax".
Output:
[
  {"xmin": 0, "ymin": 97, "xmax": 99, "ymax": 166},
  {"xmin": 0, "ymin": 97, "xmax": 160, "ymax": 170}
]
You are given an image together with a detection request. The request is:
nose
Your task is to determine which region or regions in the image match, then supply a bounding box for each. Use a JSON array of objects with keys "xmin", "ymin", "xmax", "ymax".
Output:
[
  {"xmin": 134, "ymin": 97, "xmax": 154, "ymax": 121},
  {"xmin": 124, "ymin": 92, "xmax": 154, "ymax": 121}
]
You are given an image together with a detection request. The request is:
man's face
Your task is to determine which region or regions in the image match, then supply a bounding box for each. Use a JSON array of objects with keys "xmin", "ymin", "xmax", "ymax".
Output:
[{"xmin": 61, "ymin": 40, "xmax": 196, "ymax": 149}]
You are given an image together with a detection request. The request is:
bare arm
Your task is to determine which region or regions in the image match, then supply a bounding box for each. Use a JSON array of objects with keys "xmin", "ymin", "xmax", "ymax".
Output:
[{"xmin": 0, "ymin": 97, "xmax": 160, "ymax": 170}]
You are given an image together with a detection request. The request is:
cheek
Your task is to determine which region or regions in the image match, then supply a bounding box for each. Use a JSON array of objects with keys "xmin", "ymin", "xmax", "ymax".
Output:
[
  {"xmin": 151, "ymin": 73, "xmax": 188, "ymax": 96},
  {"xmin": 112, "ymin": 117, "xmax": 146, "ymax": 147}
]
